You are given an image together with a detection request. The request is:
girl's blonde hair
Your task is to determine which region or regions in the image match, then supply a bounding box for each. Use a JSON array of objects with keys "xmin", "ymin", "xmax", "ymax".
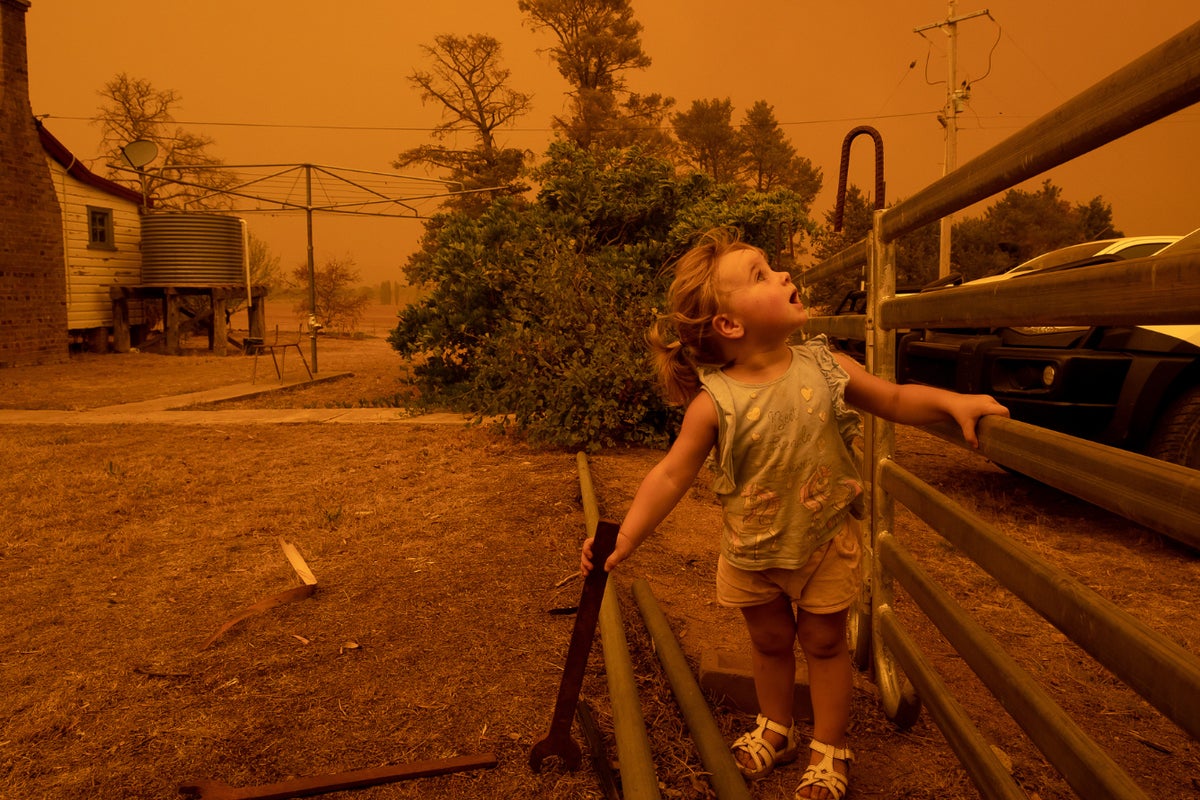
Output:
[{"xmin": 649, "ymin": 227, "xmax": 762, "ymax": 406}]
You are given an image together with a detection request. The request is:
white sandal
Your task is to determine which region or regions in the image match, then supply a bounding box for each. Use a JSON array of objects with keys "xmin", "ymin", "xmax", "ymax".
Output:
[
  {"xmin": 731, "ymin": 713, "xmax": 800, "ymax": 779},
  {"xmin": 795, "ymin": 739, "xmax": 852, "ymax": 799}
]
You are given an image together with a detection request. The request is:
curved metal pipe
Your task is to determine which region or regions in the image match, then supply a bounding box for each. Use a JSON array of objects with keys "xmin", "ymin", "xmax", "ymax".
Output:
[
  {"xmin": 575, "ymin": 453, "xmax": 662, "ymax": 800},
  {"xmin": 833, "ymin": 126, "xmax": 885, "ymax": 232}
]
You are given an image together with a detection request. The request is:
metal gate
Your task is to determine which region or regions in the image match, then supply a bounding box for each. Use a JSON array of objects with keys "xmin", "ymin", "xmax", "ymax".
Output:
[{"xmin": 804, "ymin": 20, "xmax": 1200, "ymax": 800}]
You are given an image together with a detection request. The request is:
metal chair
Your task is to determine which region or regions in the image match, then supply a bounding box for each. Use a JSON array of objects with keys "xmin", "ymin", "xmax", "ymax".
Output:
[{"xmin": 250, "ymin": 325, "xmax": 312, "ymax": 383}]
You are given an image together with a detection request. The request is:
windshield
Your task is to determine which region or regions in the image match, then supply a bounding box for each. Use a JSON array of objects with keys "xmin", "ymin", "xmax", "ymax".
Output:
[
  {"xmin": 1008, "ymin": 240, "xmax": 1115, "ymax": 274},
  {"xmin": 1154, "ymin": 227, "xmax": 1200, "ymax": 256}
]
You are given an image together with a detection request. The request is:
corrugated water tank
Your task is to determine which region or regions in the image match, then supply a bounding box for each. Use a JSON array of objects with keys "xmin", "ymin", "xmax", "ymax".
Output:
[{"xmin": 141, "ymin": 213, "xmax": 245, "ymax": 286}]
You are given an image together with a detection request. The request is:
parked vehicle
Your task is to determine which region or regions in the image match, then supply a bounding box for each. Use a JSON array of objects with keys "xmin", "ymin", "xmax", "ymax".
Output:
[
  {"xmin": 894, "ymin": 232, "xmax": 1200, "ymax": 467},
  {"xmin": 968, "ymin": 235, "xmax": 1180, "ymax": 284}
]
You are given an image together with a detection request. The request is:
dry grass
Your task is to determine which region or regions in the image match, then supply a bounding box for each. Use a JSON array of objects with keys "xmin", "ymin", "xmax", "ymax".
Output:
[{"xmin": 1, "ymin": 307, "xmax": 1198, "ymax": 799}]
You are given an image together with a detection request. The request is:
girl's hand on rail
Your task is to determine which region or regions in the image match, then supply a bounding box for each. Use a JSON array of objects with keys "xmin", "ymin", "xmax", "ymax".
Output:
[{"xmin": 951, "ymin": 393, "xmax": 1010, "ymax": 448}]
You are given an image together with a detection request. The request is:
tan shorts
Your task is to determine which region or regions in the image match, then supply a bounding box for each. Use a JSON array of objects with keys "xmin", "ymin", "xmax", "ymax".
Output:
[{"xmin": 716, "ymin": 517, "xmax": 862, "ymax": 614}]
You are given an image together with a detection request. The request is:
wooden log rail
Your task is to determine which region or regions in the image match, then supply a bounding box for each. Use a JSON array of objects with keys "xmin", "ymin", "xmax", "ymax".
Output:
[
  {"xmin": 575, "ymin": 452, "xmax": 661, "ymax": 800},
  {"xmin": 574, "ymin": 453, "xmax": 754, "ymax": 800}
]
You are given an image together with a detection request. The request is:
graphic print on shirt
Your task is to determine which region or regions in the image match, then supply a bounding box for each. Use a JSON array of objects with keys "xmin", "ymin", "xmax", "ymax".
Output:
[
  {"xmin": 798, "ymin": 463, "xmax": 863, "ymax": 528},
  {"xmin": 739, "ymin": 482, "xmax": 782, "ymax": 547},
  {"xmin": 799, "ymin": 464, "xmax": 833, "ymax": 512}
]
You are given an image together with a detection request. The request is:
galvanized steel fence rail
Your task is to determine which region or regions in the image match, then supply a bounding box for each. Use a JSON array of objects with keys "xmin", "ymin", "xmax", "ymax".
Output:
[{"xmin": 803, "ymin": 19, "xmax": 1200, "ymax": 800}]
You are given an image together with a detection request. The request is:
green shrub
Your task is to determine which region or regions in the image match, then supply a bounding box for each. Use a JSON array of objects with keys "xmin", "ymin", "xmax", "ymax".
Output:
[{"xmin": 390, "ymin": 142, "xmax": 813, "ymax": 450}]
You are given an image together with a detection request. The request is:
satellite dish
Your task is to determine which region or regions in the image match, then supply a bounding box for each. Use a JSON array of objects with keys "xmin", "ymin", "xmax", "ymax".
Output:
[{"xmin": 121, "ymin": 140, "xmax": 158, "ymax": 168}]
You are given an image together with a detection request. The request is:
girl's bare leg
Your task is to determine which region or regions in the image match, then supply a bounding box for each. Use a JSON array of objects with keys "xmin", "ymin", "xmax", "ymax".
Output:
[
  {"xmin": 736, "ymin": 595, "xmax": 799, "ymax": 762},
  {"xmin": 795, "ymin": 608, "xmax": 852, "ymax": 800}
]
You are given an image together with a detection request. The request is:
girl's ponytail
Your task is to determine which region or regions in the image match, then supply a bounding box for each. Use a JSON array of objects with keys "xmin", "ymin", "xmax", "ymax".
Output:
[{"xmin": 648, "ymin": 317, "xmax": 701, "ymax": 407}]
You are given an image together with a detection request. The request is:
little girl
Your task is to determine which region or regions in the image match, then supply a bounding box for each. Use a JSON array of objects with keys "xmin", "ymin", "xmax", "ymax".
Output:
[{"xmin": 581, "ymin": 228, "xmax": 1008, "ymax": 799}]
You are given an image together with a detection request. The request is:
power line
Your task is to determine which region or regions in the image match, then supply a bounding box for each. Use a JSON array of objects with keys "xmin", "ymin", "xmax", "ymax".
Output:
[{"xmin": 40, "ymin": 109, "xmax": 941, "ymax": 135}]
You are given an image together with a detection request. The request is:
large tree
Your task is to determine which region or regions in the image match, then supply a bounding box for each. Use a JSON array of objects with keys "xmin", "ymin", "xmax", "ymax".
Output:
[
  {"xmin": 740, "ymin": 101, "xmax": 793, "ymax": 191},
  {"xmin": 395, "ymin": 33, "xmax": 532, "ymax": 210},
  {"xmin": 739, "ymin": 100, "xmax": 822, "ymax": 208},
  {"xmin": 983, "ymin": 180, "xmax": 1085, "ymax": 261},
  {"xmin": 94, "ymin": 73, "xmax": 237, "ymax": 210},
  {"xmin": 554, "ymin": 90, "xmax": 676, "ymax": 154},
  {"xmin": 806, "ymin": 179, "xmax": 1123, "ymax": 314},
  {"xmin": 1075, "ymin": 196, "xmax": 1120, "ymax": 241},
  {"xmin": 519, "ymin": 0, "xmax": 669, "ymax": 150},
  {"xmin": 952, "ymin": 180, "xmax": 1122, "ymax": 280},
  {"xmin": 672, "ymin": 98, "xmax": 743, "ymax": 184},
  {"xmin": 519, "ymin": 0, "xmax": 649, "ymax": 89}
]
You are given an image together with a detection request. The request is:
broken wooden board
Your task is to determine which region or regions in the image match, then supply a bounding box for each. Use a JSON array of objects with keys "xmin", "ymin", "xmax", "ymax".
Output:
[{"xmin": 201, "ymin": 538, "xmax": 317, "ymax": 650}]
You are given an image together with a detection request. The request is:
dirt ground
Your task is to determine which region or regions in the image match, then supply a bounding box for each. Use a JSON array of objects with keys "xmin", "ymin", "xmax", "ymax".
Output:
[{"xmin": 1, "ymin": 303, "xmax": 1198, "ymax": 800}]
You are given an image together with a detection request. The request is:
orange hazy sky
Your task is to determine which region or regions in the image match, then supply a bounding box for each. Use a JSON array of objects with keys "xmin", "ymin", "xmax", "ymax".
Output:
[{"xmin": 24, "ymin": 1, "xmax": 1200, "ymax": 283}]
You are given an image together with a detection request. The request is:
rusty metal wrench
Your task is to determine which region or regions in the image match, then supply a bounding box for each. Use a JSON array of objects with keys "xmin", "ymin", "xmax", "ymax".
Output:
[
  {"xmin": 528, "ymin": 519, "xmax": 620, "ymax": 773},
  {"xmin": 178, "ymin": 753, "xmax": 497, "ymax": 800}
]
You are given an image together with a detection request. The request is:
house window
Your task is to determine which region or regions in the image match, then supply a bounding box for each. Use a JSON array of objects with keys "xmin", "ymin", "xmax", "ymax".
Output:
[{"xmin": 87, "ymin": 206, "xmax": 116, "ymax": 250}]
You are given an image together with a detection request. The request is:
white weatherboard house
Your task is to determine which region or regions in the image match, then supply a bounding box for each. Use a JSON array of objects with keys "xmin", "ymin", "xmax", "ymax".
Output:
[{"xmin": 37, "ymin": 120, "xmax": 149, "ymax": 349}]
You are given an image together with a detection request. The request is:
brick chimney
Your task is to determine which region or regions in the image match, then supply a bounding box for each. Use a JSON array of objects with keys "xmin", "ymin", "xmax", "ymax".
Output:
[{"xmin": 0, "ymin": 0, "xmax": 67, "ymax": 366}]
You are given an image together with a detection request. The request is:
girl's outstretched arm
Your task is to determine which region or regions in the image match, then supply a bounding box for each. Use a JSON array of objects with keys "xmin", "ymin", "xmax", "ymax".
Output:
[
  {"xmin": 836, "ymin": 352, "xmax": 1009, "ymax": 448},
  {"xmin": 581, "ymin": 392, "xmax": 719, "ymax": 575}
]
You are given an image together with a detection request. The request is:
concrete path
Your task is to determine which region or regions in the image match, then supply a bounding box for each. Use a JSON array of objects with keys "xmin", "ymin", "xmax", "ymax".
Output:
[{"xmin": 0, "ymin": 372, "xmax": 481, "ymax": 426}]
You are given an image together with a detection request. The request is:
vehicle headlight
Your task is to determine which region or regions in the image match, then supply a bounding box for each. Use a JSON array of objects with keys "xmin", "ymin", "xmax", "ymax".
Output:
[{"xmin": 1042, "ymin": 365, "xmax": 1057, "ymax": 387}]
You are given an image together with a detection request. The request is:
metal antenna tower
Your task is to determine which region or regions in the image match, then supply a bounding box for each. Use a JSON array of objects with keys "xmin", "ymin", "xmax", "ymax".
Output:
[{"xmin": 915, "ymin": 1, "xmax": 991, "ymax": 278}]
